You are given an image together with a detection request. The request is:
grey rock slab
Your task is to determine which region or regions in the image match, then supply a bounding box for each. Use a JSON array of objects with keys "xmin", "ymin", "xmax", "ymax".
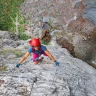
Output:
[
  {"xmin": 0, "ymin": 37, "xmax": 96, "ymax": 96},
  {"xmin": 83, "ymin": 0, "xmax": 96, "ymax": 25},
  {"xmin": 0, "ymin": 76, "xmax": 32, "ymax": 96},
  {"xmin": 83, "ymin": 7, "xmax": 96, "ymax": 25},
  {"xmin": 0, "ymin": 31, "xmax": 10, "ymax": 39}
]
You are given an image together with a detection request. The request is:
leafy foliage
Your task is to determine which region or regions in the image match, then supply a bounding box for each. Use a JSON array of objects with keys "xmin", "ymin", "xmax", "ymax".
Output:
[
  {"xmin": 19, "ymin": 32, "xmax": 31, "ymax": 40},
  {"xmin": 0, "ymin": 0, "xmax": 30, "ymax": 40},
  {"xmin": 42, "ymin": 40, "xmax": 49, "ymax": 45}
]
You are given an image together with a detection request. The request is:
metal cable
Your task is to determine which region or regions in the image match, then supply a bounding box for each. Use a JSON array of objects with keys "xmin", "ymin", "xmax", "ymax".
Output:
[
  {"xmin": 51, "ymin": 66, "xmax": 59, "ymax": 96},
  {"xmin": 29, "ymin": 77, "xmax": 38, "ymax": 96}
]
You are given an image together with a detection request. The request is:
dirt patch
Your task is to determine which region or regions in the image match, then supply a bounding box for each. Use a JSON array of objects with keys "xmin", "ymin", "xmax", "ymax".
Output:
[
  {"xmin": 0, "ymin": 65, "xmax": 7, "ymax": 71},
  {"xmin": 0, "ymin": 48, "xmax": 25, "ymax": 57}
]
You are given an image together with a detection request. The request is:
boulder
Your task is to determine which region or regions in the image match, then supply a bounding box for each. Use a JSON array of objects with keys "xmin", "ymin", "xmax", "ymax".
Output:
[
  {"xmin": 56, "ymin": 37, "xmax": 75, "ymax": 56},
  {"xmin": 72, "ymin": 33, "xmax": 96, "ymax": 62}
]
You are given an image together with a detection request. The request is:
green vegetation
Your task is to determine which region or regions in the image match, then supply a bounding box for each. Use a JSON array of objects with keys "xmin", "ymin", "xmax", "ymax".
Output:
[
  {"xmin": 42, "ymin": 40, "xmax": 49, "ymax": 45},
  {"xmin": 0, "ymin": 0, "xmax": 24, "ymax": 31},
  {"xmin": 0, "ymin": 65, "xmax": 7, "ymax": 71},
  {"xmin": 0, "ymin": 48, "xmax": 25, "ymax": 57},
  {"xmin": 48, "ymin": 18, "xmax": 53, "ymax": 27},
  {"xmin": 0, "ymin": 0, "xmax": 30, "ymax": 40},
  {"xmin": 19, "ymin": 32, "xmax": 31, "ymax": 40},
  {"xmin": 11, "ymin": 49, "xmax": 25, "ymax": 57}
]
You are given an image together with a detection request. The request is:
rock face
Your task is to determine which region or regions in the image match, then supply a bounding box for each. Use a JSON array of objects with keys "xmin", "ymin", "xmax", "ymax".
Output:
[
  {"xmin": 20, "ymin": 0, "xmax": 96, "ymax": 31},
  {"xmin": 0, "ymin": 31, "xmax": 96, "ymax": 96},
  {"xmin": 0, "ymin": 31, "xmax": 28, "ymax": 48},
  {"xmin": 83, "ymin": 0, "xmax": 96, "ymax": 25},
  {"xmin": 37, "ymin": 21, "xmax": 51, "ymax": 42},
  {"xmin": 56, "ymin": 37, "xmax": 75, "ymax": 56},
  {"xmin": 20, "ymin": 0, "xmax": 96, "ymax": 66},
  {"xmin": 0, "ymin": 31, "xmax": 19, "ymax": 40}
]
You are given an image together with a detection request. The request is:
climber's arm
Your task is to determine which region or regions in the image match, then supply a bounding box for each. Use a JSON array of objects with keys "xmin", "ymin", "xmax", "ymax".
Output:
[
  {"xmin": 44, "ymin": 50, "xmax": 56, "ymax": 62},
  {"xmin": 19, "ymin": 52, "xmax": 30, "ymax": 64}
]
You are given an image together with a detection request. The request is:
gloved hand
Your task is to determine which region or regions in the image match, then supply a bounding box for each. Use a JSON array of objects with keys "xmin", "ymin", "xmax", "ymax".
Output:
[
  {"xmin": 55, "ymin": 61, "xmax": 59, "ymax": 66},
  {"xmin": 16, "ymin": 63, "xmax": 21, "ymax": 68},
  {"xmin": 35, "ymin": 58, "xmax": 39, "ymax": 61},
  {"xmin": 35, "ymin": 57, "xmax": 44, "ymax": 61}
]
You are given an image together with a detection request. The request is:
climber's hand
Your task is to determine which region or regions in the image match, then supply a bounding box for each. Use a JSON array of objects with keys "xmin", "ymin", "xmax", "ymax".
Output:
[
  {"xmin": 16, "ymin": 63, "xmax": 21, "ymax": 68},
  {"xmin": 55, "ymin": 61, "xmax": 59, "ymax": 66},
  {"xmin": 35, "ymin": 57, "xmax": 44, "ymax": 61},
  {"xmin": 35, "ymin": 58, "xmax": 39, "ymax": 61}
]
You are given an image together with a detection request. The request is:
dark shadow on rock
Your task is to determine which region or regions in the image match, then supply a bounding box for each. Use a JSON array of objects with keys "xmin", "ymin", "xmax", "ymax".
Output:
[
  {"xmin": 56, "ymin": 37, "xmax": 75, "ymax": 57},
  {"xmin": 42, "ymin": 32, "xmax": 51, "ymax": 43},
  {"xmin": 56, "ymin": 36, "xmax": 96, "ymax": 69}
]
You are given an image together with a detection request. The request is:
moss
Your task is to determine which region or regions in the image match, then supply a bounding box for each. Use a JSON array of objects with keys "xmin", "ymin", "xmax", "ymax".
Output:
[
  {"xmin": 0, "ymin": 51, "xmax": 5, "ymax": 55},
  {"xmin": 0, "ymin": 65, "xmax": 7, "ymax": 71},
  {"xmin": 42, "ymin": 40, "xmax": 49, "ymax": 45},
  {"xmin": 24, "ymin": 46, "xmax": 29, "ymax": 49},
  {"xmin": 12, "ymin": 49, "xmax": 25, "ymax": 57},
  {"xmin": 0, "ymin": 48, "xmax": 25, "ymax": 57},
  {"xmin": 19, "ymin": 33, "xmax": 31, "ymax": 40}
]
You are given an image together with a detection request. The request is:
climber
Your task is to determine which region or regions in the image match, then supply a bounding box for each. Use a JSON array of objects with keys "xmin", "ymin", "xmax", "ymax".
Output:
[{"xmin": 16, "ymin": 38, "xmax": 59, "ymax": 67}]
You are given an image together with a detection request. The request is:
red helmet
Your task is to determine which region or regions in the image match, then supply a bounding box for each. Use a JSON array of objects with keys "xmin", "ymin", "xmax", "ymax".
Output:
[{"xmin": 29, "ymin": 38, "xmax": 41, "ymax": 46}]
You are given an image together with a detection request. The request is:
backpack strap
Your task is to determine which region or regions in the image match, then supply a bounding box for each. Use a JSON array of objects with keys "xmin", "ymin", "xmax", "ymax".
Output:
[
  {"xmin": 32, "ymin": 48, "xmax": 35, "ymax": 53},
  {"xmin": 32, "ymin": 46, "xmax": 44, "ymax": 54}
]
